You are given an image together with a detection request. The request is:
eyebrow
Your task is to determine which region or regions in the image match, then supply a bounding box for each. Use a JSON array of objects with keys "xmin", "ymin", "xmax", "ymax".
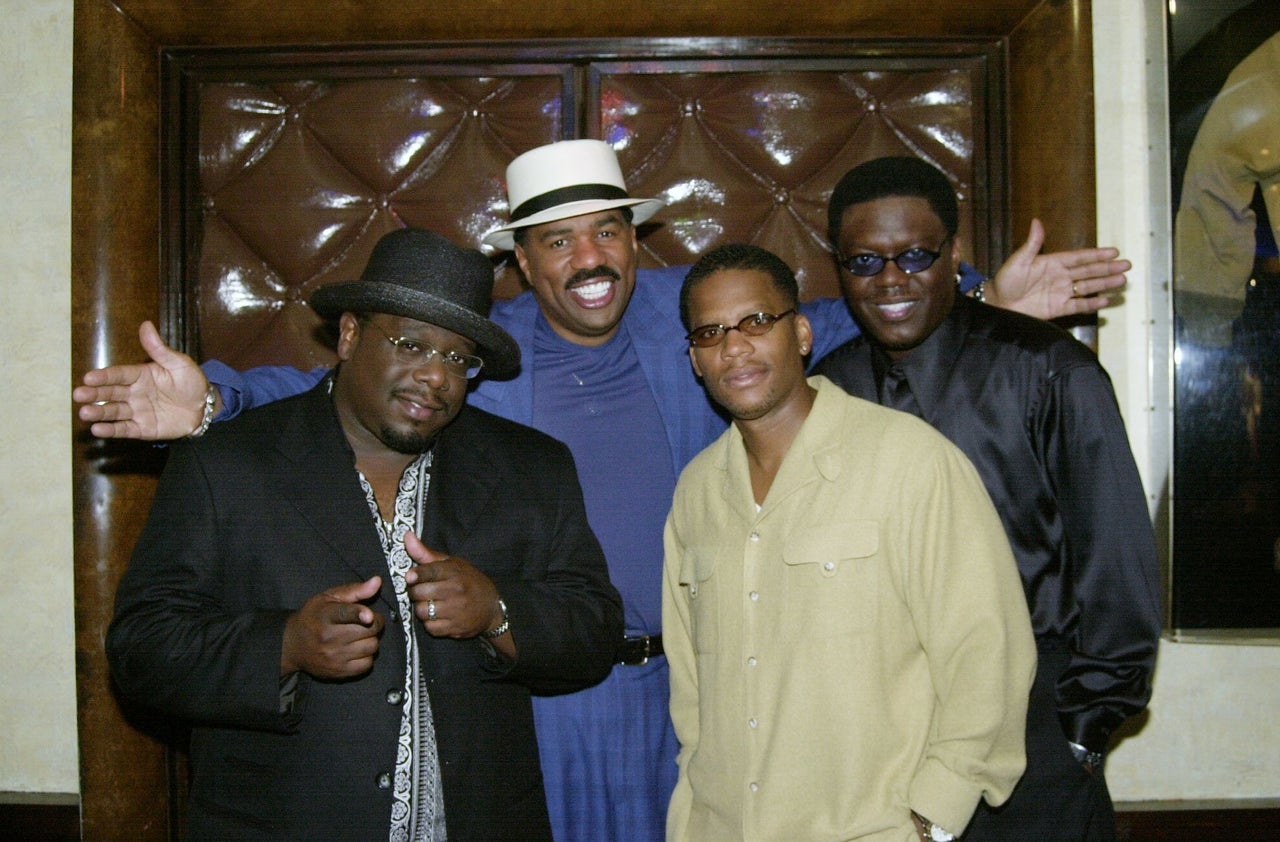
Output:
[
  {"xmin": 536, "ymin": 211, "xmax": 626, "ymax": 240},
  {"xmin": 383, "ymin": 321, "xmax": 476, "ymax": 352}
]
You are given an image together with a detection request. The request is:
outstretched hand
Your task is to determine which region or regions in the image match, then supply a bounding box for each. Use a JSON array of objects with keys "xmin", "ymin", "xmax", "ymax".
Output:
[
  {"xmin": 986, "ymin": 219, "xmax": 1131, "ymax": 320},
  {"xmin": 281, "ymin": 576, "xmax": 385, "ymax": 679},
  {"xmin": 73, "ymin": 320, "xmax": 213, "ymax": 440}
]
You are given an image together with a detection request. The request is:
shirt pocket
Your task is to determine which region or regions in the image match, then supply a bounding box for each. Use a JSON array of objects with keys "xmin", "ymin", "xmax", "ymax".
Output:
[
  {"xmin": 780, "ymin": 519, "xmax": 881, "ymax": 642},
  {"xmin": 678, "ymin": 545, "xmax": 724, "ymax": 654}
]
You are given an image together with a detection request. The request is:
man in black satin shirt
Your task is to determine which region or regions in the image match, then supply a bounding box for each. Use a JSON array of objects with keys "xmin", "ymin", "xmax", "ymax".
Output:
[{"xmin": 814, "ymin": 157, "xmax": 1160, "ymax": 842}]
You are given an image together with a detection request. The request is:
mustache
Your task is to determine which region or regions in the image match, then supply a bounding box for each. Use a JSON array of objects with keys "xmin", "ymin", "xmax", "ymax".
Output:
[{"xmin": 564, "ymin": 265, "xmax": 622, "ymax": 288}]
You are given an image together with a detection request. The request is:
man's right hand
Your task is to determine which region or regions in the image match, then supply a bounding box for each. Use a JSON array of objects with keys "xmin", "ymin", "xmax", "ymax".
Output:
[
  {"xmin": 281, "ymin": 577, "xmax": 386, "ymax": 679},
  {"xmin": 73, "ymin": 320, "xmax": 213, "ymax": 440}
]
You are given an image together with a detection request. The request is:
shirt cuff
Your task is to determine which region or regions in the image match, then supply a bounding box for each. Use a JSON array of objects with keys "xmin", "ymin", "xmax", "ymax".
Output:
[
  {"xmin": 201, "ymin": 359, "xmax": 245, "ymax": 421},
  {"xmin": 278, "ymin": 671, "xmax": 300, "ymax": 716},
  {"xmin": 907, "ymin": 758, "xmax": 984, "ymax": 837}
]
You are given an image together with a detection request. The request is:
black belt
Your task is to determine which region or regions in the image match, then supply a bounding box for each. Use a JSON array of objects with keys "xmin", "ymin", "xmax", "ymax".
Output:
[{"xmin": 616, "ymin": 634, "xmax": 663, "ymax": 665}]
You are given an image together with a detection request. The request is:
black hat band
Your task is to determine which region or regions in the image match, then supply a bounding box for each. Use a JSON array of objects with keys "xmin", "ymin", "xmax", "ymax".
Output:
[{"xmin": 509, "ymin": 183, "xmax": 631, "ymax": 222}]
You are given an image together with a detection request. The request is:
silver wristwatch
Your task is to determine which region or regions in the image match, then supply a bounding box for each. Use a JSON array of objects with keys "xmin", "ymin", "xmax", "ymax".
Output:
[
  {"xmin": 480, "ymin": 598, "xmax": 509, "ymax": 639},
  {"xmin": 1068, "ymin": 740, "xmax": 1105, "ymax": 771},
  {"xmin": 925, "ymin": 822, "xmax": 956, "ymax": 842},
  {"xmin": 914, "ymin": 812, "xmax": 955, "ymax": 842}
]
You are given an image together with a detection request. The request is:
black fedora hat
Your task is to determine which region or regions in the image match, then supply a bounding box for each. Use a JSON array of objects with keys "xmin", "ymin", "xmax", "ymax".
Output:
[{"xmin": 311, "ymin": 228, "xmax": 520, "ymax": 378}]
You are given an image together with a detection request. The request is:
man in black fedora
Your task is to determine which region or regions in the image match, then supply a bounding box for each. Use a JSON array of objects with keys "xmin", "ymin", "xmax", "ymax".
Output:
[{"xmin": 106, "ymin": 227, "xmax": 623, "ymax": 841}]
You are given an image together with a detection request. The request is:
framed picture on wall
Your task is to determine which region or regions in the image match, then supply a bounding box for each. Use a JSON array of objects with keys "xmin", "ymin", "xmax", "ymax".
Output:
[{"xmin": 1169, "ymin": 0, "xmax": 1280, "ymax": 636}]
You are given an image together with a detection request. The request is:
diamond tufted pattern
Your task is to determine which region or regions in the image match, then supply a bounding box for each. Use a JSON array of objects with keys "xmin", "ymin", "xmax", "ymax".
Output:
[
  {"xmin": 194, "ymin": 57, "xmax": 987, "ymax": 371},
  {"xmin": 599, "ymin": 67, "xmax": 981, "ymax": 298},
  {"xmin": 197, "ymin": 75, "xmax": 565, "ymax": 368}
]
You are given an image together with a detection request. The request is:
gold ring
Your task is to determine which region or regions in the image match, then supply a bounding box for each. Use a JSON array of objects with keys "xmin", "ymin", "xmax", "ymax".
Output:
[{"xmin": 1072, "ymin": 282, "xmax": 1079, "ymax": 297}]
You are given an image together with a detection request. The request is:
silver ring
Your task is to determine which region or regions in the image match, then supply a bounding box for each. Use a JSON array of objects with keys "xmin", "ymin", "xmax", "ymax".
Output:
[
  {"xmin": 1072, "ymin": 282, "xmax": 1079, "ymax": 297},
  {"xmin": 427, "ymin": 599, "xmax": 437, "ymax": 620}
]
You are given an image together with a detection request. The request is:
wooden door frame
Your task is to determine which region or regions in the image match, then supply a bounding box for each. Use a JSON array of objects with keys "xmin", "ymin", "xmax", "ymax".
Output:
[{"xmin": 72, "ymin": 1, "xmax": 1093, "ymax": 836}]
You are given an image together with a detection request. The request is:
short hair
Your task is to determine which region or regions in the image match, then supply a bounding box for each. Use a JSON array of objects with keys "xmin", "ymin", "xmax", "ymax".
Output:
[
  {"xmin": 826, "ymin": 156, "xmax": 959, "ymax": 246},
  {"xmin": 511, "ymin": 205, "xmax": 635, "ymax": 248},
  {"xmin": 680, "ymin": 243, "xmax": 799, "ymax": 330}
]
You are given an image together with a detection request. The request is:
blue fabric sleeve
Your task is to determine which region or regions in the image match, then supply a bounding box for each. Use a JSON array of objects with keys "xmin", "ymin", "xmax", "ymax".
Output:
[
  {"xmin": 957, "ymin": 261, "xmax": 984, "ymax": 293},
  {"xmin": 798, "ymin": 296, "xmax": 857, "ymax": 367},
  {"xmin": 202, "ymin": 360, "xmax": 330, "ymax": 421}
]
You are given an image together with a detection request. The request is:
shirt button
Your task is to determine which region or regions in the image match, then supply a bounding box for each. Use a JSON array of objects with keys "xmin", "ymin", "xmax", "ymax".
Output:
[
  {"xmin": 823, "ymin": 561, "xmax": 835, "ymax": 571},
  {"xmin": 376, "ymin": 772, "xmax": 392, "ymax": 789},
  {"xmin": 749, "ymin": 591, "xmax": 759, "ymax": 601},
  {"xmin": 749, "ymin": 532, "xmax": 760, "ymax": 542},
  {"xmin": 747, "ymin": 657, "xmax": 757, "ymax": 667},
  {"xmin": 386, "ymin": 689, "xmax": 404, "ymax": 705},
  {"xmin": 748, "ymin": 718, "xmax": 758, "ymax": 729},
  {"xmin": 749, "ymin": 782, "xmax": 759, "ymax": 793}
]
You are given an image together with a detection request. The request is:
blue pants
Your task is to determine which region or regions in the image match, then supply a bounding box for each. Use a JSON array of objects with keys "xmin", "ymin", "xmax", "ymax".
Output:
[{"xmin": 533, "ymin": 656, "xmax": 678, "ymax": 842}]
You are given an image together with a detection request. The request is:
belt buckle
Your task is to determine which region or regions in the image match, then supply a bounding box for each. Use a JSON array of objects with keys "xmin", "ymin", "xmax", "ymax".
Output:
[{"xmin": 621, "ymin": 634, "xmax": 651, "ymax": 666}]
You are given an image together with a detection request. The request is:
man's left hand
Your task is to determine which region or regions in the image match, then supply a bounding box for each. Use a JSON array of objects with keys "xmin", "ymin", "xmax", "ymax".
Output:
[{"xmin": 403, "ymin": 531, "xmax": 507, "ymax": 641}]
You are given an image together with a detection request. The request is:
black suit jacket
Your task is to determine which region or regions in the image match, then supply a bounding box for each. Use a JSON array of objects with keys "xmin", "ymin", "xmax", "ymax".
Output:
[{"xmin": 107, "ymin": 381, "xmax": 622, "ymax": 840}]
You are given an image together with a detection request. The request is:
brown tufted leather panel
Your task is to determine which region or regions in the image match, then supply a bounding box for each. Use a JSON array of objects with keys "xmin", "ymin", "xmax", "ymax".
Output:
[
  {"xmin": 188, "ymin": 47, "xmax": 994, "ymax": 371},
  {"xmin": 597, "ymin": 65, "xmax": 989, "ymax": 299},
  {"xmin": 195, "ymin": 75, "xmax": 567, "ymax": 369}
]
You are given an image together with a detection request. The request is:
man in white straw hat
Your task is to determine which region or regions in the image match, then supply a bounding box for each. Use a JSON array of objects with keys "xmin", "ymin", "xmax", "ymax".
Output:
[
  {"xmin": 76, "ymin": 139, "xmax": 1133, "ymax": 842},
  {"xmin": 105, "ymin": 227, "xmax": 622, "ymax": 841}
]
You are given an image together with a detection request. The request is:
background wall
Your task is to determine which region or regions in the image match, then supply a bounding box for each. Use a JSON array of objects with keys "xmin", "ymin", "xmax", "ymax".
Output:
[
  {"xmin": 0, "ymin": 0, "xmax": 77, "ymax": 795},
  {"xmin": 1094, "ymin": 0, "xmax": 1280, "ymax": 803},
  {"xmin": 1, "ymin": 0, "xmax": 1277, "ymax": 805}
]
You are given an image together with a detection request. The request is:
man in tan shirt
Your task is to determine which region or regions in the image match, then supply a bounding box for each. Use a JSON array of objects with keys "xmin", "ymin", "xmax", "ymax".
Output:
[{"xmin": 663, "ymin": 243, "xmax": 1036, "ymax": 841}]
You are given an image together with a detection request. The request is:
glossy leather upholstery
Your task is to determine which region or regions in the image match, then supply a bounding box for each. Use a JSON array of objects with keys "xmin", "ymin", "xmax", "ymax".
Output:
[{"xmin": 194, "ymin": 63, "xmax": 986, "ymax": 370}]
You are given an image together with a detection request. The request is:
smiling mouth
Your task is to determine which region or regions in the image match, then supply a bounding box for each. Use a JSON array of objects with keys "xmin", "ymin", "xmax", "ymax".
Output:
[
  {"xmin": 395, "ymin": 392, "xmax": 446, "ymax": 420},
  {"xmin": 565, "ymin": 277, "xmax": 618, "ymax": 310},
  {"xmin": 571, "ymin": 279, "xmax": 613, "ymax": 302},
  {"xmin": 875, "ymin": 300, "xmax": 917, "ymax": 320}
]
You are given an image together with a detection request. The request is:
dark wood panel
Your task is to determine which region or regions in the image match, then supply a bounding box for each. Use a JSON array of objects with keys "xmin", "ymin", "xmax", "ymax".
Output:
[
  {"xmin": 72, "ymin": 1, "xmax": 176, "ymax": 839},
  {"xmin": 113, "ymin": 0, "xmax": 1046, "ymax": 43},
  {"xmin": 73, "ymin": 1, "xmax": 1098, "ymax": 835},
  {"xmin": 0, "ymin": 800, "xmax": 80, "ymax": 842},
  {"xmin": 1008, "ymin": 0, "xmax": 1096, "ymax": 253},
  {"xmin": 1007, "ymin": 0, "xmax": 1097, "ymax": 342},
  {"xmin": 1116, "ymin": 806, "xmax": 1280, "ymax": 840}
]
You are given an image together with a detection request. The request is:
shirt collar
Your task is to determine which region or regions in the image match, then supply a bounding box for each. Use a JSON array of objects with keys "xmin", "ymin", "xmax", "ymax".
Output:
[{"xmin": 869, "ymin": 296, "xmax": 974, "ymax": 420}]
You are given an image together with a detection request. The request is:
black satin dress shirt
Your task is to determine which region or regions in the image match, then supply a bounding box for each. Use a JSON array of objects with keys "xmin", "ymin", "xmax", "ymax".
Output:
[{"xmin": 815, "ymin": 295, "xmax": 1161, "ymax": 754}]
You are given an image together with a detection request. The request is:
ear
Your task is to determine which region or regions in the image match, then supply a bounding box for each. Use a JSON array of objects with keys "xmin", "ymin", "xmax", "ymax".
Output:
[
  {"xmin": 793, "ymin": 312, "xmax": 814, "ymax": 357},
  {"xmin": 336, "ymin": 312, "xmax": 361, "ymax": 361},
  {"xmin": 513, "ymin": 242, "xmax": 532, "ymax": 281},
  {"xmin": 950, "ymin": 233, "xmax": 963, "ymax": 267},
  {"xmin": 688, "ymin": 344, "xmax": 704, "ymax": 380}
]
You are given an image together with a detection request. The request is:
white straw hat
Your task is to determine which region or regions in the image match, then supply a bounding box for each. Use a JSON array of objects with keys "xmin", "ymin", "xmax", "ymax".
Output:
[{"xmin": 482, "ymin": 139, "xmax": 665, "ymax": 251}]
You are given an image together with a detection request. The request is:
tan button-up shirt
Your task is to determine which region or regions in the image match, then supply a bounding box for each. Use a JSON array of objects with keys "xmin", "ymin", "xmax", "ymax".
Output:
[{"xmin": 663, "ymin": 378, "xmax": 1036, "ymax": 841}]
